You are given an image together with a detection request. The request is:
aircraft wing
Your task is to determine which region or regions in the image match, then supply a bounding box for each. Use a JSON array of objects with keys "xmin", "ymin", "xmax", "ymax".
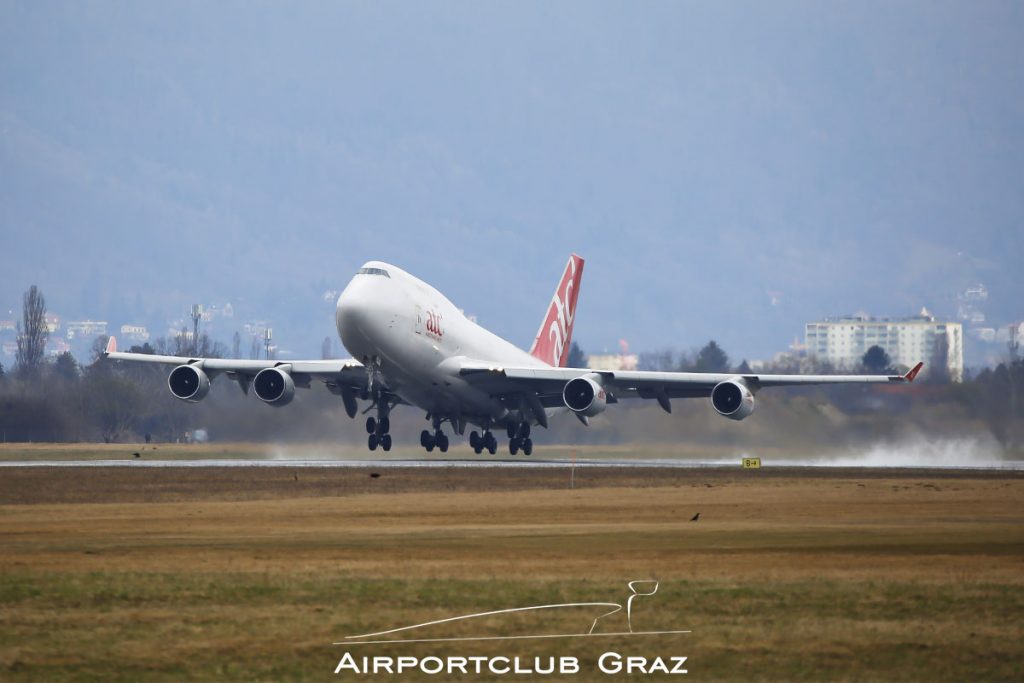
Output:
[
  {"xmin": 459, "ymin": 360, "xmax": 924, "ymax": 412},
  {"xmin": 102, "ymin": 337, "xmax": 370, "ymax": 397}
]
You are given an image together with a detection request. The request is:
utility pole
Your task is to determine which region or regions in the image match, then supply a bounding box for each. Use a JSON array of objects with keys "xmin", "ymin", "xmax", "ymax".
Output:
[
  {"xmin": 190, "ymin": 304, "xmax": 203, "ymax": 356},
  {"xmin": 264, "ymin": 328, "xmax": 273, "ymax": 360}
]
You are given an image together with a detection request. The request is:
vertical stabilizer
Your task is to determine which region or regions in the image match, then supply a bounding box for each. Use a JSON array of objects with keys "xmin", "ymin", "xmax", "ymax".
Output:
[{"xmin": 529, "ymin": 254, "xmax": 584, "ymax": 367}]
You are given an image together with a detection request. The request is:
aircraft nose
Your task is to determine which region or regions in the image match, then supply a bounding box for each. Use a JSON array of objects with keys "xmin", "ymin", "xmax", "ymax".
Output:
[{"xmin": 336, "ymin": 280, "xmax": 379, "ymax": 356}]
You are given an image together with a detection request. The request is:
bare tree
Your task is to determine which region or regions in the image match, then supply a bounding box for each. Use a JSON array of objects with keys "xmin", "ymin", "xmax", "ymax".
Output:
[
  {"xmin": 232, "ymin": 331, "xmax": 241, "ymax": 358},
  {"xmin": 90, "ymin": 335, "xmax": 111, "ymax": 363},
  {"xmin": 16, "ymin": 285, "xmax": 49, "ymax": 377},
  {"xmin": 173, "ymin": 327, "xmax": 190, "ymax": 356}
]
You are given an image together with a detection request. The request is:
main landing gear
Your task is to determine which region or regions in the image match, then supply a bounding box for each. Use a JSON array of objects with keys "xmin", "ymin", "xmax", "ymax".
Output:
[
  {"xmin": 420, "ymin": 428, "xmax": 449, "ymax": 453},
  {"xmin": 506, "ymin": 422, "xmax": 533, "ymax": 456},
  {"xmin": 469, "ymin": 430, "xmax": 497, "ymax": 455},
  {"xmin": 366, "ymin": 414, "xmax": 392, "ymax": 452}
]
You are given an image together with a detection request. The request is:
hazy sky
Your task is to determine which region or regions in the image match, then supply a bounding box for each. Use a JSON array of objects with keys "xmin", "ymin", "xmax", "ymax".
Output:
[{"xmin": 2, "ymin": 1, "xmax": 1021, "ymax": 361}]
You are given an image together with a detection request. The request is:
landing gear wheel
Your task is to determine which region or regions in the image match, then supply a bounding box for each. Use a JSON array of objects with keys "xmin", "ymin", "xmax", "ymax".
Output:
[
  {"xmin": 473, "ymin": 445, "xmax": 483, "ymax": 455},
  {"xmin": 379, "ymin": 416, "xmax": 390, "ymax": 434},
  {"xmin": 486, "ymin": 434, "xmax": 497, "ymax": 455},
  {"xmin": 437, "ymin": 433, "xmax": 449, "ymax": 453},
  {"xmin": 366, "ymin": 417, "xmax": 377, "ymax": 435},
  {"xmin": 522, "ymin": 438, "xmax": 533, "ymax": 456},
  {"xmin": 506, "ymin": 423, "xmax": 517, "ymax": 439},
  {"xmin": 420, "ymin": 430, "xmax": 431, "ymax": 448},
  {"xmin": 381, "ymin": 434, "xmax": 392, "ymax": 451},
  {"xmin": 509, "ymin": 439, "xmax": 519, "ymax": 455},
  {"xmin": 368, "ymin": 433, "xmax": 379, "ymax": 451},
  {"xmin": 519, "ymin": 423, "xmax": 531, "ymax": 438},
  {"xmin": 469, "ymin": 431, "xmax": 480, "ymax": 450}
]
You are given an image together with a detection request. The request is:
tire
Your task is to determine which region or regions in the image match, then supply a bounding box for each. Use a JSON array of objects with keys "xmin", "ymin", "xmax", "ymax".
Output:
[
  {"xmin": 366, "ymin": 417, "xmax": 376, "ymax": 435},
  {"xmin": 469, "ymin": 431, "xmax": 480, "ymax": 449},
  {"xmin": 368, "ymin": 434, "xmax": 378, "ymax": 451},
  {"xmin": 420, "ymin": 430, "xmax": 431, "ymax": 448},
  {"xmin": 506, "ymin": 423, "xmax": 517, "ymax": 438},
  {"xmin": 523, "ymin": 438, "xmax": 533, "ymax": 456},
  {"xmin": 487, "ymin": 440, "xmax": 497, "ymax": 455},
  {"xmin": 509, "ymin": 439, "xmax": 519, "ymax": 456},
  {"xmin": 439, "ymin": 436, "xmax": 449, "ymax": 453},
  {"xmin": 382, "ymin": 434, "xmax": 392, "ymax": 451},
  {"xmin": 520, "ymin": 423, "xmax": 531, "ymax": 438},
  {"xmin": 473, "ymin": 446, "xmax": 482, "ymax": 455},
  {"xmin": 380, "ymin": 416, "xmax": 390, "ymax": 434},
  {"xmin": 426, "ymin": 443, "xmax": 434, "ymax": 453}
]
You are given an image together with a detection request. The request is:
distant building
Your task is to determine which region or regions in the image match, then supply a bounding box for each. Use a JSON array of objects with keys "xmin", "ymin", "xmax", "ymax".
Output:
[
  {"xmin": 805, "ymin": 308, "xmax": 963, "ymax": 381},
  {"xmin": 0, "ymin": 320, "xmax": 14, "ymax": 332},
  {"xmin": 587, "ymin": 353, "xmax": 639, "ymax": 371},
  {"xmin": 44, "ymin": 313, "xmax": 60, "ymax": 333},
  {"xmin": 64, "ymin": 320, "xmax": 108, "ymax": 339},
  {"xmin": 120, "ymin": 324, "xmax": 150, "ymax": 342}
]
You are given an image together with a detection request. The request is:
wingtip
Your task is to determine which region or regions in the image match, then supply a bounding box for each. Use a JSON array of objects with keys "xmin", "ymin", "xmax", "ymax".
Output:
[
  {"xmin": 904, "ymin": 361, "xmax": 924, "ymax": 383},
  {"xmin": 105, "ymin": 336, "xmax": 117, "ymax": 355}
]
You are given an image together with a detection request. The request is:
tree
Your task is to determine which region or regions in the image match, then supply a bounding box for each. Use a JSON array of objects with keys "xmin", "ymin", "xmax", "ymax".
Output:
[
  {"xmin": 736, "ymin": 359, "xmax": 752, "ymax": 374},
  {"xmin": 15, "ymin": 285, "xmax": 49, "ymax": 377},
  {"xmin": 694, "ymin": 340, "xmax": 730, "ymax": 373},
  {"xmin": 567, "ymin": 341, "xmax": 586, "ymax": 368},
  {"xmin": 0, "ymin": 362, "xmax": 6, "ymax": 385},
  {"xmin": 322, "ymin": 336, "xmax": 333, "ymax": 360},
  {"xmin": 862, "ymin": 345, "xmax": 892, "ymax": 374},
  {"xmin": 82, "ymin": 364, "xmax": 141, "ymax": 442},
  {"xmin": 90, "ymin": 335, "xmax": 111, "ymax": 363},
  {"xmin": 232, "ymin": 331, "xmax": 241, "ymax": 358},
  {"xmin": 638, "ymin": 349, "xmax": 675, "ymax": 371},
  {"xmin": 52, "ymin": 352, "xmax": 80, "ymax": 384}
]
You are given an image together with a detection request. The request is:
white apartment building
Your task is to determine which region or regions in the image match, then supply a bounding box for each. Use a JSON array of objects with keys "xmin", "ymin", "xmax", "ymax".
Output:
[{"xmin": 805, "ymin": 308, "xmax": 963, "ymax": 382}]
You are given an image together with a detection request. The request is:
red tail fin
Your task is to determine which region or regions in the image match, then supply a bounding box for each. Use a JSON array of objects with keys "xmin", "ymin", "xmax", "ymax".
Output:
[{"xmin": 529, "ymin": 254, "xmax": 584, "ymax": 367}]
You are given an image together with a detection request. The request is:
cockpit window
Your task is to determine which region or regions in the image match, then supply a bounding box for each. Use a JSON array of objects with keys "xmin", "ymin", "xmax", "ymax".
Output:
[{"xmin": 357, "ymin": 267, "xmax": 390, "ymax": 278}]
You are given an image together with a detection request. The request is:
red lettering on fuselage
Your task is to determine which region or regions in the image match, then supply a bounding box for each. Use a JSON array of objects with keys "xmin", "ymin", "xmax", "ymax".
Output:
[{"xmin": 426, "ymin": 310, "xmax": 443, "ymax": 339}]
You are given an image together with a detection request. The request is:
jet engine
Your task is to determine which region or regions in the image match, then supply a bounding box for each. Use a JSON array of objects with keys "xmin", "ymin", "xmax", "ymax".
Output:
[
  {"xmin": 168, "ymin": 365, "xmax": 211, "ymax": 402},
  {"xmin": 711, "ymin": 379, "xmax": 755, "ymax": 421},
  {"xmin": 253, "ymin": 367, "xmax": 296, "ymax": 406},
  {"xmin": 562, "ymin": 374, "xmax": 607, "ymax": 417}
]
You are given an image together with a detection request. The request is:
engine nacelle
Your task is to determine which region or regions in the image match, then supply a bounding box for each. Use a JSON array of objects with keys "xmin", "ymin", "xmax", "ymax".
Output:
[
  {"xmin": 253, "ymin": 367, "xmax": 296, "ymax": 406},
  {"xmin": 562, "ymin": 374, "xmax": 608, "ymax": 417},
  {"xmin": 168, "ymin": 365, "xmax": 211, "ymax": 402},
  {"xmin": 711, "ymin": 379, "xmax": 756, "ymax": 421}
]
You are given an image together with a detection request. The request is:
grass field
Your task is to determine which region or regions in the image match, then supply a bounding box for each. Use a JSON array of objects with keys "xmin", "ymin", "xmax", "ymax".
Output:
[{"xmin": 1, "ymin": 447, "xmax": 1022, "ymax": 681}]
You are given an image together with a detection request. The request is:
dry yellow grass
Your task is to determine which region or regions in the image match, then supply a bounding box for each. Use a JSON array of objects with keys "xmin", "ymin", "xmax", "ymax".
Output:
[{"xmin": 1, "ymin": 462, "xmax": 1022, "ymax": 681}]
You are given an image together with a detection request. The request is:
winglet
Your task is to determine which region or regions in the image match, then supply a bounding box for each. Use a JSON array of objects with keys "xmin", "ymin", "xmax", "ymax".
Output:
[
  {"xmin": 105, "ymin": 336, "xmax": 117, "ymax": 355},
  {"xmin": 903, "ymin": 361, "xmax": 924, "ymax": 383}
]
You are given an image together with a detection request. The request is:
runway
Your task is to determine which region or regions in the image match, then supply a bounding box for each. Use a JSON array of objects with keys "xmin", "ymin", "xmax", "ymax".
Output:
[{"xmin": 1, "ymin": 457, "xmax": 1021, "ymax": 470}]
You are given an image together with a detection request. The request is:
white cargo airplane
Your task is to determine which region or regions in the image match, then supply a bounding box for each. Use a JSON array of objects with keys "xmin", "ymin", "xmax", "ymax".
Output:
[{"xmin": 105, "ymin": 254, "xmax": 923, "ymax": 455}]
